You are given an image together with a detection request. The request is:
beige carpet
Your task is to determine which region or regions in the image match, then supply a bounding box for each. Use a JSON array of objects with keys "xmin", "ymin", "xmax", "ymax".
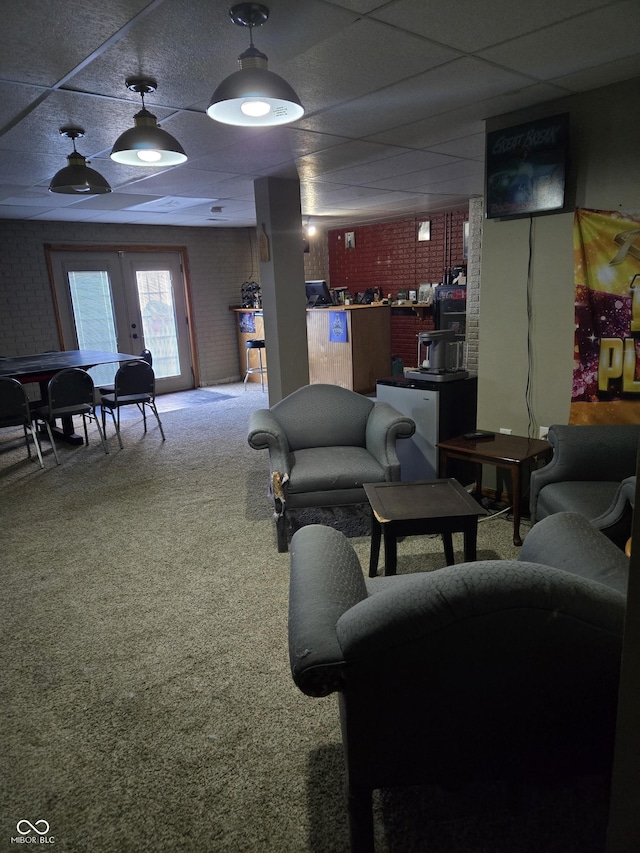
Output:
[{"xmin": 0, "ymin": 385, "xmax": 607, "ymax": 852}]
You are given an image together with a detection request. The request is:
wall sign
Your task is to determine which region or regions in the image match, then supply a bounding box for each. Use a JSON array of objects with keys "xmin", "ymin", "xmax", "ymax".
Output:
[
  {"xmin": 329, "ymin": 311, "xmax": 348, "ymax": 342},
  {"xmin": 485, "ymin": 113, "xmax": 569, "ymax": 219}
]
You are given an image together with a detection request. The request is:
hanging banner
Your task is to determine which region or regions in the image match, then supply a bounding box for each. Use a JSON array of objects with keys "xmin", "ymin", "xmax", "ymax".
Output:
[{"xmin": 571, "ymin": 208, "xmax": 640, "ymax": 424}]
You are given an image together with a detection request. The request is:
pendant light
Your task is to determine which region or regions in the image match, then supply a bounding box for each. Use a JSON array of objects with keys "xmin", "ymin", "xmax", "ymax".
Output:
[
  {"xmin": 207, "ymin": 3, "xmax": 304, "ymax": 127},
  {"xmin": 49, "ymin": 127, "xmax": 111, "ymax": 195},
  {"xmin": 111, "ymin": 78, "xmax": 187, "ymax": 166}
]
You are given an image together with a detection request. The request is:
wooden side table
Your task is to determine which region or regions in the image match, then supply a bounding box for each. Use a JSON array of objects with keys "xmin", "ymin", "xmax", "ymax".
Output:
[
  {"xmin": 437, "ymin": 433, "xmax": 553, "ymax": 546},
  {"xmin": 363, "ymin": 479, "xmax": 487, "ymax": 577}
]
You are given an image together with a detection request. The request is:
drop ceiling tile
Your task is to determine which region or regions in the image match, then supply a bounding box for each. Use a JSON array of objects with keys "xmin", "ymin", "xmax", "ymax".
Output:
[
  {"xmin": 361, "ymin": 158, "xmax": 482, "ymax": 192},
  {"xmin": 287, "ymin": 17, "xmax": 461, "ymax": 113},
  {"xmin": 0, "ymin": 0, "xmax": 152, "ymax": 88},
  {"xmin": 30, "ymin": 207, "xmax": 106, "ymax": 222},
  {"xmin": 315, "ymin": 149, "xmax": 456, "ymax": 184},
  {"xmin": 0, "ymin": 205, "xmax": 55, "ymax": 219},
  {"xmin": 477, "ymin": 1, "xmax": 640, "ymax": 80},
  {"xmin": 371, "ymin": 0, "xmax": 608, "ymax": 52},
  {"xmin": 297, "ymin": 57, "xmax": 535, "ymax": 138},
  {"xmin": 0, "ymin": 150, "xmax": 64, "ymax": 186},
  {"xmin": 296, "ymin": 140, "xmax": 408, "ymax": 180},
  {"xmin": 0, "ymin": 82, "xmax": 49, "ymax": 130},
  {"xmin": 339, "ymin": 190, "xmax": 437, "ymax": 210},
  {"xmin": 123, "ymin": 196, "xmax": 216, "ymax": 212},
  {"xmin": 0, "ymin": 194, "xmax": 81, "ymax": 208},
  {"xmin": 66, "ymin": 192, "xmax": 161, "ymax": 211},
  {"xmin": 112, "ymin": 168, "xmax": 239, "ymax": 197},
  {"xmin": 428, "ymin": 133, "xmax": 486, "ymax": 160},
  {"xmin": 551, "ymin": 54, "xmax": 640, "ymax": 92},
  {"xmin": 368, "ymin": 115, "xmax": 488, "ymax": 151}
]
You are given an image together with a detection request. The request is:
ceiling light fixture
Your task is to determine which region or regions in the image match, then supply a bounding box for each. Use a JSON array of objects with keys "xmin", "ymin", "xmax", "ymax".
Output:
[
  {"xmin": 304, "ymin": 218, "xmax": 317, "ymax": 236},
  {"xmin": 207, "ymin": 3, "xmax": 304, "ymax": 127},
  {"xmin": 49, "ymin": 127, "xmax": 111, "ymax": 195},
  {"xmin": 110, "ymin": 78, "xmax": 187, "ymax": 167}
]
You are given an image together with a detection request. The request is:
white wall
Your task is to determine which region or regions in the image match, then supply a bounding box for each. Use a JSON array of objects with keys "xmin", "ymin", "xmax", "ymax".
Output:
[{"xmin": 478, "ymin": 76, "xmax": 640, "ymax": 436}]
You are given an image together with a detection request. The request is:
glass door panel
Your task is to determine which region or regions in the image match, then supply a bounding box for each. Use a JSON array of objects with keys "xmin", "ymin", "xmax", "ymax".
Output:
[
  {"xmin": 50, "ymin": 250, "xmax": 194, "ymax": 394},
  {"xmin": 67, "ymin": 270, "xmax": 119, "ymax": 386},
  {"xmin": 135, "ymin": 269, "xmax": 180, "ymax": 379}
]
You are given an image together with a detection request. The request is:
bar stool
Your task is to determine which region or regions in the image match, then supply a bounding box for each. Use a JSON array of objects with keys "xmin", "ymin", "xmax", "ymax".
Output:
[{"xmin": 244, "ymin": 339, "xmax": 267, "ymax": 391}]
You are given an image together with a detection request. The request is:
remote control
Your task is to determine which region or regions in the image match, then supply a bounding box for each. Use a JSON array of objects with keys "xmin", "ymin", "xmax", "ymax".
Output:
[{"xmin": 463, "ymin": 431, "xmax": 495, "ymax": 440}]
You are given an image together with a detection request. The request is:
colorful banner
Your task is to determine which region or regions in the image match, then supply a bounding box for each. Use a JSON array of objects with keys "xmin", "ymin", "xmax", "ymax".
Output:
[{"xmin": 572, "ymin": 208, "xmax": 640, "ymax": 424}]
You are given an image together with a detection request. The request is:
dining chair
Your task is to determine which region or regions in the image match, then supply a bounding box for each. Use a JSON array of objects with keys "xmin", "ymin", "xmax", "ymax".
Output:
[
  {"xmin": 99, "ymin": 359, "xmax": 165, "ymax": 449},
  {"xmin": 0, "ymin": 377, "xmax": 44, "ymax": 468},
  {"xmin": 97, "ymin": 349, "xmax": 152, "ymax": 395},
  {"xmin": 34, "ymin": 368, "xmax": 108, "ymax": 465}
]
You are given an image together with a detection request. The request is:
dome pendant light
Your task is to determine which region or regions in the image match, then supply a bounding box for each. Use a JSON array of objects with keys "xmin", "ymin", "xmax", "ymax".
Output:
[
  {"xmin": 49, "ymin": 127, "xmax": 111, "ymax": 195},
  {"xmin": 207, "ymin": 3, "xmax": 304, "ymax": 127},
  {"xmin": 111, "ymin": 78, "xmax": 187, "ymax": 167}
]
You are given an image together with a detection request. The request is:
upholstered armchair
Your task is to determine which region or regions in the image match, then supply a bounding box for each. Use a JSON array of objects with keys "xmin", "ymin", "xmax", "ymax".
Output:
[
  {"xmin": 288, "ymin": 521, "xmax": 624, "ymax": 852},
  {"xmin": 247, "ymin": 383, "xmax": 415, "ymax": 552},
  {"xmin": 529, "ymin": 423, "xmax": 639, "ymax": 547}
]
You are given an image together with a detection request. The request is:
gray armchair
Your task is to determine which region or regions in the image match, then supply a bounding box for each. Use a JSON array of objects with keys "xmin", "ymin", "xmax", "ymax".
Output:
[
  {"xmin": 289, "ymin": 521, "xmax": 624, "ymax": 852},
  {"xmin": 248, "ymin": 383, "xmax": 415, "ymax": 552},
  {"xmin": 529, "ymin": 423, "xmax": 639, "ymax": 547}
]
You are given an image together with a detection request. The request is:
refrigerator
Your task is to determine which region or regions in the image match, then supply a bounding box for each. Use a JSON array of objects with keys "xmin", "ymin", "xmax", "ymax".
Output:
[
  {"xmin": 435, "ymin": 284, "xmax": 467, "ymax": 336},
  {"xmin": 376, "ymin": 375, "xmax": 477, "ymax": 481}
]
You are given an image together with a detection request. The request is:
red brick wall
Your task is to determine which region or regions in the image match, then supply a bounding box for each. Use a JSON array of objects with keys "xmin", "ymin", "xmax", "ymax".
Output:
[{"xmin": 328, "ymin": 210, "xmax": 468, "ymax": 368}]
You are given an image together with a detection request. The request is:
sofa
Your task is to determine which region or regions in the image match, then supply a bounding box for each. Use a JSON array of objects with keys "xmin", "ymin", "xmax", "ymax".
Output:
[
  {"xmin": 529, "ymin": 423, "xmax": 639, "ymax": 547},
  {"xmin": 288, "ymin": 511, "xmax": 627, "ymax": 852}
]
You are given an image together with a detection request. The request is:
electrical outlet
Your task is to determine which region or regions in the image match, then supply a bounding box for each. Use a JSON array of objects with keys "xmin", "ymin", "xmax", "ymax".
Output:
[
  {"xmin": 499, "ymin": 427, "xmax": 512, "ymax": 435},
  {"xmin": 539, "ymin": 426, "xmax": 549, "ymax": 439}
]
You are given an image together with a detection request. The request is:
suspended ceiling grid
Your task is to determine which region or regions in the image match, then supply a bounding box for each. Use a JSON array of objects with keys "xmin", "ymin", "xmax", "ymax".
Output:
[{"xmin": 1, "ymin": 0, "xmax": 639, "ymax": 228}]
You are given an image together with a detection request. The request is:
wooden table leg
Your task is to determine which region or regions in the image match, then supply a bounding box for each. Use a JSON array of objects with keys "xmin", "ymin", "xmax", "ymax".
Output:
[
  {"xmin": 383, "ymin": 525, "xmax": 397, "ymax": 576},
  {"xmin": 369, "ymin": 510, "xmax": 381, "ymax": 578},
  {"xmin": 511, "ymin": 463, "xmax": 523, "ymax": 546},
  {"xmin": 442, "ymin": 532, "xmax": 455, "ymax": 565},
  {"xmin": 472, "ymin": 461, "xmax": 483, "ymax": 499},
  {"xmin": 463, "ymin": 519, "xmax": 479, "ymax": 561}
]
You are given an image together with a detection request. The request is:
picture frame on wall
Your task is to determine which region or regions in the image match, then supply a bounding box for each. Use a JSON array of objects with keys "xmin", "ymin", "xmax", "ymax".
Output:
[{"xmin": 418, "ymin": 220, "xmax": 431, "ymax": 241}]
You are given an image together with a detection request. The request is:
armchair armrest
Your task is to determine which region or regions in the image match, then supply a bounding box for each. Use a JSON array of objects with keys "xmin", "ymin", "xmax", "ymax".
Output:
[
  {"xmin": 289, "ymin": 525, "xmax": 368, "ymax": 697},
  {"xmin": 248, "ymin": 408, "xmax": 291, "ymax": 475},
  {"xmin": 593, "ymin": 474, "xmax": 637, "ymax": 527},
  {"xmin": 530, "ymin": 424, "xmax": 640, "ymax": 521},
  {"xmin": 520, "ymin": 511, "xmax": 629, "ymax": 593},
  {"xmin": 365, "ymin": 402, "xmax": 415, "ymax": 480}
]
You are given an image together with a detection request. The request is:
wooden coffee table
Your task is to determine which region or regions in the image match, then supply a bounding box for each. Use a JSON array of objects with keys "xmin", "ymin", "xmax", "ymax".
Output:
[
  {"xmin": 437, "ymin": 433, "xmax": 552, "ymax": 546},
  {"xmin": 364, "ymin": 478, "xmax": 487, "ymax": 577}
]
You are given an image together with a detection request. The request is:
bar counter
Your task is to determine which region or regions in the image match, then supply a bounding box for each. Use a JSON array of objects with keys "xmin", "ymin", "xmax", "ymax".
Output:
[{"xmin": 231, "ymin": 304, "xmax": 391, "ymax": 394}]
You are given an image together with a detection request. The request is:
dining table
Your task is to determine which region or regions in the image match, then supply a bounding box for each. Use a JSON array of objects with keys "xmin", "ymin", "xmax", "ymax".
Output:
[{"xmin": 0, "ymin": 349, "xmax": 140, "ymax": 443}]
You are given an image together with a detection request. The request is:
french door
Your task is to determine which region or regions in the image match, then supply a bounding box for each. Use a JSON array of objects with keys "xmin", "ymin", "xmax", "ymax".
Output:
[{"xmin": 49, "ymin": 250, "xmax": 194, "ymax": 393}]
